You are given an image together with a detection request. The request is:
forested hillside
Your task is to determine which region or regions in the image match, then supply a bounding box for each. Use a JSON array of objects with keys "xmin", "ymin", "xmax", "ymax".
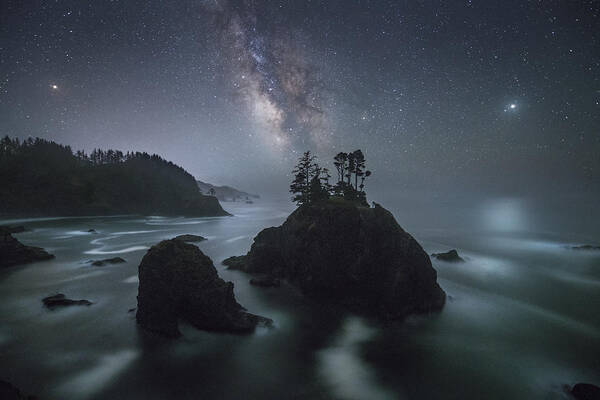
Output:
[{"xmin": 0, "ymin": 136, "xmax": 229, "ymax": 217}]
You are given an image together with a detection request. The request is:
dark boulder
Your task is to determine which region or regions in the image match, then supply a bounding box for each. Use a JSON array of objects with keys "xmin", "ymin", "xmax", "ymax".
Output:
[
  {"xmin": 42, "ymin": 294, "xmax": 92, "ymax": 309},
  {"xmin": 222, "ymin": 255, "xmax": 247, "ymax": 270},
  {"xmin": 0, "ymin": 231, "xmax": 54, "ymax": 269},
  {"xmin": 227, "ymin": 201, "xmax": 445, "ymax": 320},
  {"xmin": 250, "ymin": 276, "xmax": 281, "ymax": 288},
  {"xmin": 0, "ymin": 380, "xmax": 36, "ymax": 400},
  {"xmin": 173, "ymin": 234, "xmax": 206, "ymax": 243},
  {"xmin": 0, "ymin": 225, "xmax": 26, "ymax": 234},
  {"xmin": 571, "ymin": 383, "xmax": 600, "ymax": 400},
  {"xmin": 87, "ymin": 229, "xmax": 97, "ymax": 234},
  {"xmin": 136, "ymin": 239, "xmax": 271, "ymax": 338},
  {"xmin": 431, "ymin": 249, "xmax": 465, "ymax": 262},
  {"xmin": 89, "ymin": 257, "xmax": 126, "ymax": 266},
  {"xmin": 570, "ymin": 244, "xmax": 600, "ymax": 251}
]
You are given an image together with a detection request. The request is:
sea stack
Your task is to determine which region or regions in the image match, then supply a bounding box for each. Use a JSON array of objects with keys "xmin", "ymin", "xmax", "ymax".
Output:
[
  {"xmin": 136, "ymin": 239, "xmax": 271, "ymax": 337},
  {"xmin": 224, "ymin": 200, "xmax": 446, "ymax": 319}
]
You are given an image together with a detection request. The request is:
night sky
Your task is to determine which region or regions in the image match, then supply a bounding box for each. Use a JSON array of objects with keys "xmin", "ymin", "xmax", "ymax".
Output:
[{"xmin": 1, "ymin": 0, "xmax": 599, "ymax": 198}]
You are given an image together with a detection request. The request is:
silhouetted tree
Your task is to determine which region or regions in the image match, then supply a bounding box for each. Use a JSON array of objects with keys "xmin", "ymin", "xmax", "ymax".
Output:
[{"xmin": 290, "ymin": 151, "xmax": 321, "ymax": 205}]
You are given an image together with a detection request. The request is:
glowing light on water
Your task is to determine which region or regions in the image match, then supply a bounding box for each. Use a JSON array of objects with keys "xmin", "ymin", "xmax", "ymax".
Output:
[
  {"xmin": 481, "ymin": 198, "xmax": 528, "ymax": 231},
  {"xmin": 84, "ymin": 246, "xmax": 148, "ymax": 255}
]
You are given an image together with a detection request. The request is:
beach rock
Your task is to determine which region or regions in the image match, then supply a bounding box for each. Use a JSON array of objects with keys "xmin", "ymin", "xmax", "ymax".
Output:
[
  {"xmin": 249, "ymin": 276, "xmax": 281, "ymax": 288},
  {"xmin": 90, "ymin": 257, "xmax": 126, "ymax": 266},
  {"xmin": 570, "ymin": 244, "xmax": 600, "ymax": 251},
  {"xmin": 226, "ymin": 201, "xmax": 445, "ymax": 319},
  {"xmin": 222, "ymin": 255, "xmax": 247, "ymax": 270},
  {"xmin": 0, "ymin": 231, "xmax": 54, "ymax": 269},
  {"xmin": 87, "ymin": 229, "xmax": 97, "ymax": 234},
  {"xmin": 0, "ymin": 225, "xmax": 26, "ymax": 234},
  {"xmin": 42, "ymin": 294, "xmax": 92, "ymax": 309},
  {"xmin": 173, "ymin": 234, "xmax": 206, "ymax": 243},
  {"xmin": 136, "ymin": 239, "xmax": 271, "ymax": 338},
  {"xmin": 431, "ymin": 249, "xmax": 465, "ymax": 262},
  {"xmin": 571, "ymin": 383, "xmax": 600, "ymax": 400},
  {"xmin": 0, "ymin": 380, "xmax": 36, "ymax": 400}
]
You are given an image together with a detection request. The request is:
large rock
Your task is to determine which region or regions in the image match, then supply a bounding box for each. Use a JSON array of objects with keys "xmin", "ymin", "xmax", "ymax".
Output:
[
  {"xmin": 0, "ymin": 230, "xmax": 54, "ymax": 269},
  {"xmin": 226, "ymin": 201, "xmax": 445, "ymax": 319},
  {"xmin": 173, "ymin": 234, "xmax": 206, "ymax": 243},
  {"xmin": 136, "ymin": 239, "xmax": 271, "ymax": 337},
  {"xmin": 571, "ymin": 383, "xmax": 600, "ymax": 400}
]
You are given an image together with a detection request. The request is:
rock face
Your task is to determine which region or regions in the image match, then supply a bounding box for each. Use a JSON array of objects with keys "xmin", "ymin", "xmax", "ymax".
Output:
[
  {"xmin": 222, "ymin": 255, "xmax": 247, "ymax": 270},
  {"xmin": 571, "ymin": 383, "xmax": 600, "ymax": 400},
  {"xmin": 136, "ymin": 239, "xmax": 271, "ymax": 337},
  {"xmin": 173, "ymin": 234, "xmax": 206, "ymax": 243},
  {"xmin": 90, "ymin": 257, "xmax": 126, "ymax": 266},
  {"xmin": 42, "ymin": 294, "xmax": 92, "ymax": 309},
  {"xmin": 227, "ymin": 201, "xmax": 446, "ymax": 319},
  {"xmin": 0, "ymin": 230, "xmax": 54, "ymax": 269},
  {"xmin": 431, "ymin": 249, "xmax": 465, "ymax": 262}
]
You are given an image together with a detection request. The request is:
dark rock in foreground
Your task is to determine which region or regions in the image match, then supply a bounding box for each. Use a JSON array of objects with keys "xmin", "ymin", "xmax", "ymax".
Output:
[
  {"xmin": 0, "ymin": 231, "xmax": 54, "ymax": 269},
  {"xmin": 250, "ymin": 276, "xmax": 281, "ymax": 288},
  {"xmin": 227, "ymin": 200, "xmax": 445, "ymax": 320},
  {"xmin": 89, "ymin": 257, "xmax": 126, "ymax": 266},
  {"xmin": 0, "ymin": 380, "xmax": 36, "ymax": 400},
  {"xmin": 42, "ymin": 294, "xmax": 92, "ymax": 309},
  {"xmin": 87, "ymin": 229, "xmax": 97, "ymax": 233},
  {"xmin": 570, "ymin": 244, "xmax": 600, "ymax": 251},
  {"xmin": 173, "ymin": 234, "xmax": 206, "ymax": 243},
  {"xmin": 0, "ymin": 225, "xmax": 26, "ymax": 234},
  {"xmin": 431, "ymin": 249, "xmax": 465, "ymax": 262},
  {"xmin": 222, "ymin": 255, "xmax": 247, "ymax": 270},
  {"xmin": 571, "ymin": 383, "xmax": 600, "ymax": 400},
  {"xmin": 136, "ymin": 239, "xmax": 271, "ymax": 337}
]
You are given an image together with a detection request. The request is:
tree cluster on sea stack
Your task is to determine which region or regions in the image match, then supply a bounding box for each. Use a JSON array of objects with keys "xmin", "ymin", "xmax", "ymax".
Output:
[{"xmin": 290, "ymin": 150, "xmax": 372, "ymax": 207}]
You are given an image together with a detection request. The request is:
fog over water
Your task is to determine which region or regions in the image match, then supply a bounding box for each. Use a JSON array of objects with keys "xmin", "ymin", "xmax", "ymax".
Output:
[{"xmin": 0, "ymin": 197, "xmax": 598, "ymax": 400}]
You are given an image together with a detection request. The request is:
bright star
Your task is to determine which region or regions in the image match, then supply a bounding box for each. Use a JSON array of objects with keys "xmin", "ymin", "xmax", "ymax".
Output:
[
  {"xmin": 50, "ymin": 84, "xmax": 58, "ymax": 90},
  {"xmin": 510, "ymin": 103, "xmax": 516, "ymax": 109}
]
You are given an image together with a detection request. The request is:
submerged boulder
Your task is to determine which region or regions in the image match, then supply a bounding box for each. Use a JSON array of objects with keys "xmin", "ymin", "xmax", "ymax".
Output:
[
  {"xmin": 136, "ymin": 239, "xmax": 271, "ymax": 337},
  {"xmin": 89, "ymin": 257, "xmax": 126, "ymax": 266},
  {"xmin": 0, "ymin": 231, "xmax": 54, "ymax": 269},
  {"xmin": 571, "ymin": 383, "xmax": 600, "ymax": 400},
  {"xmin": 42, "ymin": 294, "xmax": 92, "ymax": 309},
  {"xmin": 570, "ymin": 244, "xmax": 600, "ymax": 251},
  {"xmin": 431, "ymin": 249, "xmax": 465, "ymax": 262},
  {"xmin": 227, "ymin": 200, "xmax": 445, "ymax": 319},
  {"xmin": 173, "ymin": 234, "xmax": 206, "ymax": 243}
]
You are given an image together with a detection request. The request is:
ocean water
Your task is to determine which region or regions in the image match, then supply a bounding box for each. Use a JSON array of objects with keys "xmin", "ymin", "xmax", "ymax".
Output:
[{"xmin": 0, "ymin": 200, "xmax": 598, "ymax": 400}]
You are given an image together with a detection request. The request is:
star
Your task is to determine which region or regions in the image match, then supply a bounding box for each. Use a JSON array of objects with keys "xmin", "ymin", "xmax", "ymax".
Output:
[{"xmin": 50, "ymin": 84, "xmax": 58, "ymax": 90}]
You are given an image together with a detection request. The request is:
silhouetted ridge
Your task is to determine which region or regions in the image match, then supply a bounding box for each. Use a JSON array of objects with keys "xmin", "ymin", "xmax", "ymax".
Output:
[{"xmin": 0, "ymin": 136, "xmax": 229, "ymax": 217}]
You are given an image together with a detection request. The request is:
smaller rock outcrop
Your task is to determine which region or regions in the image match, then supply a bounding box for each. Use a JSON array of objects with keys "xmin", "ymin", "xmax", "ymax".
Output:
[
  {"xmin": 571, "ymin": 383, "xmax": 600, "ymax": 400},
  {"xmin": 136, "ymin": 239, "xmax": 271, "ymax": 337},
  {"xmin": 89, "ymin": 257, "xmax": 126, "ymax": 266},
  {"xmin": 222, "ymin": 255, "xmax": 247, "ymax": 270},
  {"xmin": 0, "ymin": 231, "xmax": 54, "ymax": 269},
  {"xmin": 570, "ymin": 244, "xmax": 600, "ymax": 251},
  {"xmin": 87, "ymin": 229, "xmax": 97, "ymax": 234},
  {"xmin": 42, "ymin": 294, "xmax": 92, "ymax": 309},
  {"xmin": 431, "ymin": 249, "xmax": 464, "ymax": 262},
  {"xmin": 249, "ymin": 276, "xmax": 281, "ymax": 288},
  {"xmin": 173, "ymin": 234, "xmax": 206, "ymax": 243}
]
